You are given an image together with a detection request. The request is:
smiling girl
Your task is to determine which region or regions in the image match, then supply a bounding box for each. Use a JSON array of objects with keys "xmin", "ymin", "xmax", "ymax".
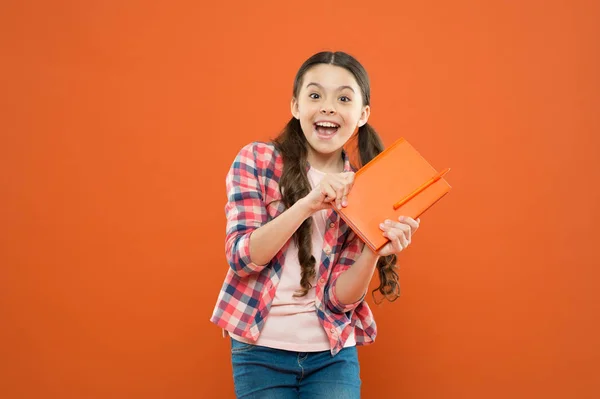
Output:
[{"xmin": 211, "ymin": 51, "xmax": 420, "ymax": 398}]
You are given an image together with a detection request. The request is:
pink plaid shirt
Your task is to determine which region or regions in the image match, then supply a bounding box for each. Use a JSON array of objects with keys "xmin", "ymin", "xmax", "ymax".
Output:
[{"xmin": 210, "ymin": 141, "xmax": 377, "ymax": 356}]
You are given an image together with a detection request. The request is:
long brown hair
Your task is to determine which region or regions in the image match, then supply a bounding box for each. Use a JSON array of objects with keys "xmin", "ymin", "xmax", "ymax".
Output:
[{"xmin": 272, "ymin": 51, "xmax": 399, "ymax": 303}]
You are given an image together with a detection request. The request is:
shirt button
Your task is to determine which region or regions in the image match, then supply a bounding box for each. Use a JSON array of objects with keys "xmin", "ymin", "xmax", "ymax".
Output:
[
  {"xmin": 319, "ymin": 278, "xmax": 326, "ymax": 285},
  {"xmin": 329, "ymin": 222, "xmax": 335, "ymax": 228},
  {"xmin": 324, "ymin": 247, "xmax": 331, "ymax": 255}
]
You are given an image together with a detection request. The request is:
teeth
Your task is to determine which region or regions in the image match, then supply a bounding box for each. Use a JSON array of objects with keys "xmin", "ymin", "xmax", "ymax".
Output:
[{"xmin": 316, "ymin": 122, "xmax": 339, "ymax": 128}]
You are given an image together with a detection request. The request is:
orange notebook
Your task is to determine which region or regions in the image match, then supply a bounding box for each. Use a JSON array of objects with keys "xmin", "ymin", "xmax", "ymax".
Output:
[{"xmin": 335, "ymin": 137, "xmax": 452, "ymax": 252}]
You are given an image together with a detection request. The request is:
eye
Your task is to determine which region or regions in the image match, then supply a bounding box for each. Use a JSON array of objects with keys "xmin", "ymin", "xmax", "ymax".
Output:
[
  {"xmin": 309, "ymin": 93, "xmax": 320, "ymax": 99},
  {"xmin": 339, "ymin": 96, "xmax": 351, "ymax": 102}
]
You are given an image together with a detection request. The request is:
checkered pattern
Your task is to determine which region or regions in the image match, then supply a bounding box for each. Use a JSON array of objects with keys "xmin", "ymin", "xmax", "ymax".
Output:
[{"xmin": 210, "ymin": 141, "xmax": 377, "ymax": 356}]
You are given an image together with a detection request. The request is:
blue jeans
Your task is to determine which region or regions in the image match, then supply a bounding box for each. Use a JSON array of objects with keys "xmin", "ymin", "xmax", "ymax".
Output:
[{"xmin": 230, "ymin": 338, "xmax": 361, "ymax": 398}]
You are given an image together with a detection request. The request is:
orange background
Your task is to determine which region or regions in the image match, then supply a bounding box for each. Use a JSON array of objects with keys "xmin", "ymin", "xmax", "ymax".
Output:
[{"xmin": 1, "ymin": 1, "xmax": 599, "ymax": 398}]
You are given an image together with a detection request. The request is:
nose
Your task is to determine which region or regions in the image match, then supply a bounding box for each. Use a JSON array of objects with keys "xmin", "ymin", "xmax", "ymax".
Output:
[{"xmin": 320, "ymin": 102, "xmax": 336, "ymax": 115}]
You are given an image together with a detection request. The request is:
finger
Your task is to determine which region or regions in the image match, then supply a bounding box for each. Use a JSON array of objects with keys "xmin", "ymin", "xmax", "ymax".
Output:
[
  {"xmin": 379, "ymin": 219, "xmax": 394, "ymax": 234},
  {"xmin": 394, "ymin": 223, "xmax": 416, "ymax": 240},
  {"xmin": 341, "ymin": 172, "xmax": 355, "ymax": 185},
  {"xmin": 386, "ymin": 230, "xmax": 404, "ymax": 252},
  {"xmin": 391, "ymin": 223, "xmax": 411, "ymax": 241},
  {"xmin": 399, "ymin": 231, "xmax": 410, "ymax": 248},
  {"xmin": 333, "ymin": 173, "xmax": 353, "ymax": 208},
  {"xmin": 344, "ymin": 172, "xmax": 355, "ymax": 191},
  {"xmin": 344, "ymin": 173, "xmax": 354, "ymax": 206},
  {"xmin": 320, "ymin": 183, "xmax": 337, "ymax": 202},
  {"xmin": 341, "ymin": 183, "xmax": 350, "ymax": 207},
  {"xmin": 318, "ymin": 190, "xmax": 332, "ymax": 204},
  {"xmin": 326, "ymin": 181, "xmax": 343, "ymax": 209},
  {"xmin": 320, "ymin": 176, "xmax": 342, "ymax": 208},
  {"xmin": 337, "ymin": 184, "xmax": 346, "ymax": 209},
  {"xmin": 399, "ymin": 216, "xmax": 420, "ymax": 234}
]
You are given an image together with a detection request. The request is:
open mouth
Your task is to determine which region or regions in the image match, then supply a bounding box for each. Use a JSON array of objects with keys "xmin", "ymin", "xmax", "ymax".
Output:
[{"xmin": 314, "ymin": 121, "xmax": 340, "ymax": 138}]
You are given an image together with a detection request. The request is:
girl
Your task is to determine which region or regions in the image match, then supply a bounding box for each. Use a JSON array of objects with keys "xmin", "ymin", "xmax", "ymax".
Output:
[{"xmin": 210, "ymin": 51, "xmax": 420, "ymax": 398}]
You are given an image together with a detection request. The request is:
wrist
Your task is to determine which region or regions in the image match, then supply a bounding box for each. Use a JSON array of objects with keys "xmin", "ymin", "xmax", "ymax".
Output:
[
  {"xmin": 293, "ymin": 197, "xmax": 315, "ymax": 220},
  {"xmin": 360, "ymin": 245, "xmax": 380, "ymax": 264}
]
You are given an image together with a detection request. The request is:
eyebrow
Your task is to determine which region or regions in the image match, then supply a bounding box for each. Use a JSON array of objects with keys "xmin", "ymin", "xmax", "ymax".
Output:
[{"xmin": 306, "ymin": 82, "xmax": 356, "ymax": 93}]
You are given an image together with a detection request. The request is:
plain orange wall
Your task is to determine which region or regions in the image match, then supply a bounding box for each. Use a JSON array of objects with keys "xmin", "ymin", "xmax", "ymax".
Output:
[{"xmin": 1, "ymin": 1, "xmax": 599, "ymax": 398}]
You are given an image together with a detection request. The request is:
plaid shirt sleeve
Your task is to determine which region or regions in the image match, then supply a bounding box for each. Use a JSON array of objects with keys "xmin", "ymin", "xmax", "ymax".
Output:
[
  {"xmin": 224, "ymin": 142, "xmax": 270, "ymax": 277},
  {"xmin": 324, "ymin": 229, "xmax": 367, "ymax": 314}
]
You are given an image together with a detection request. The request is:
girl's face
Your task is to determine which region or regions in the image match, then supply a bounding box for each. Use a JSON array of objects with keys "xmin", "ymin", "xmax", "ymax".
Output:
[{"xmin": 291, "ymin": 64, "xmax": 370, "ymax": 160}]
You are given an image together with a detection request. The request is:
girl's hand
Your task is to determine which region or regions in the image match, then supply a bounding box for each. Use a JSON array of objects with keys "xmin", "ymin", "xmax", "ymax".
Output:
[
  {"xmin": 377, "ymin": 216, "xmax": 420, "ymax": 256},
  {"xmin": 299, "ymin": 172, "xmax": 355, "ymax": 213}
]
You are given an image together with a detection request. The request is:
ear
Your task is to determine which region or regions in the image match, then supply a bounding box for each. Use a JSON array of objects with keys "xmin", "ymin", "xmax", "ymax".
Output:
[
  {"xmin": 357, "ymin": 105, "xmax": 371, "ymax": 127},
  {"xmin": 291, "ymin": 97, "xmax": 300, "ymax": 120}
]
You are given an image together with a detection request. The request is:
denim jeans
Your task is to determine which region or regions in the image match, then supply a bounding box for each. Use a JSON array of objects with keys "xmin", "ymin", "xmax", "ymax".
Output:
[{"xmin": 230, "ymin": 337, "xmax": 361, "ymax": 398}]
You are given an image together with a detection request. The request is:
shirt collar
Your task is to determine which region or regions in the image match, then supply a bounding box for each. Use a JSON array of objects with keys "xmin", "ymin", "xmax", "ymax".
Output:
[{"xmin": 304, "ymin": 148, "xmax": 354, "ymax": 173}]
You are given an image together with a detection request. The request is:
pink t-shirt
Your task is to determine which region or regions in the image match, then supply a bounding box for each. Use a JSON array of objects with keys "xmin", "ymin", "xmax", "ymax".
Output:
[{"xmin": 230, "ymin": 167, "xmax": 356, "ymax": 352}]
